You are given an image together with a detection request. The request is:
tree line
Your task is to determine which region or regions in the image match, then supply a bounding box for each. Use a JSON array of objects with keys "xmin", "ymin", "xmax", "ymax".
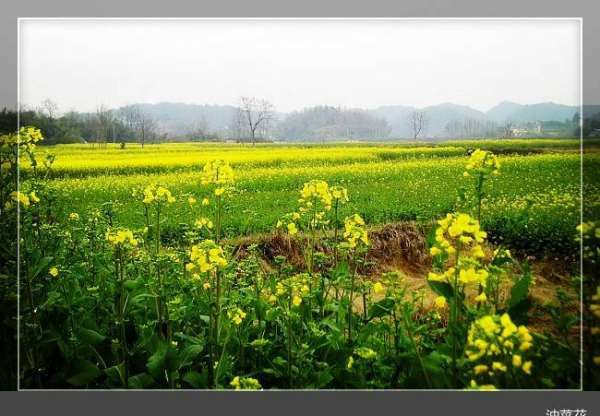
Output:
[
  {"xmin": 0, "ymin": 101, "xmax": 163, "ymax": 146},
  {"xmin": 1, "ymin": 98, "xmax": 595, "ymax": 144}
]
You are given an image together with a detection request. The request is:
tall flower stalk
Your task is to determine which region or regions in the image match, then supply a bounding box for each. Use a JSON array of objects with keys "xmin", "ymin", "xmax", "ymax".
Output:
[
  {"xmin": 463, "ymin": 149, "xmax": 500, "ymax": 223},
  {"xmin": 139, "ymin": 184, "xmax": 175, "ymax": 339},
  {"xmin": 106, "ymin": 228, "xmax": 138, "ymax": 387},
  {"xmin": 186, "ymin": 240, "xmax": 228, "ymax": 387},
  {"xmin": 339, "ymin": 214, "xmax": 370, "ymax": 343},
  {"xmin": 428, "ymin": 212, "xmax": 488, "ymax": 386}
]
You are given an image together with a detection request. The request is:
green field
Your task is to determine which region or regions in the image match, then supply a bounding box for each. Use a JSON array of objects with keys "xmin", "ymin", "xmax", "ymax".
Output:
[
  {"xmin": 13, "ymin": 135, "xmax": 599, "ymax": 390},
  {"xmin": 42, "ymin": 139, "xmax": 599, "ymax": 255}
]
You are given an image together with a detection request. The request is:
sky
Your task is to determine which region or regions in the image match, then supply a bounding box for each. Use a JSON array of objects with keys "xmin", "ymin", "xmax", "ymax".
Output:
[{"xmin": 19, "ymin": 19, "xmax": 581, "ymax": 114}]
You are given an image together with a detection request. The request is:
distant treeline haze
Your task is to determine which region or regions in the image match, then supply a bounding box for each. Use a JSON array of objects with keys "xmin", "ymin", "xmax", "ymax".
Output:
[{"xmin": 1, "ymin": 99, "xmax": 597, "ymax": 144}]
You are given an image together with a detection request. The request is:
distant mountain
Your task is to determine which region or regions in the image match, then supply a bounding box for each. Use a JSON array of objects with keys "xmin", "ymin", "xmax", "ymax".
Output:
[
  {"xmin": 485, "ymin": 101, "xmax": 525, "ymax": 122},
  {"xmin": 277, "ymin": 106, "xmax": 390, "ymax": 141},
  {"xmin": 369, "ymin": 103, "xmax": 486, "ymax": 137},
  {"xmin": 368, "ymin": 105, "xmax": 415, "ymax": 137},
  {"xmin": 421, "ymin": 103, "xmax": 487, "ymax": 137},
  {"xmin": 118, "ymin": 102, "xmax": 240, "ymax": 136},
  {"xmin": 369, "ymin": 101, "xmax": 578, "ymax": 138},
  {"xmin": 115, "ymin": 100, "xmax": 580, "ymax": 139},
  {"xmin": 486, "ymin": 101, "xmax": 578, "ymax": 123}
]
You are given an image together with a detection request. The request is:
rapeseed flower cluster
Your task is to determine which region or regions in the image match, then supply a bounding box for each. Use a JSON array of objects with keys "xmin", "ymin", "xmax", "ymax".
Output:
[
  {"xmin": 260, "ymin": 286, "xmax": 278, "ymax": 305},
  {"xmin": 186, "ymin": 240, "xmax": 227, "ymax": 277},
  {"xmin": 106, "ymin": 229, "xmax": 138, "ymax": 247},
  {"xmin": 463, "ymin": 149, "xmax": 500, "ymax": 178},
  {"xmin": 434, "ymin": 295, "xmax": 447, "ymax": 309},
  {"xmin": 200, "ymin": 160, "xmax": 235, "ymax": 186},
  {"xmin": 140, "ymin": 184, "xmax": 176, "ymax": 204},
  {"xmin": 428, "ymin": 264, "xmax": 488, "ymax": 288},
  {"xmin": 465, "ymin": 313, "xmax": 534, "ymax": 385},
  {"xmin": 194, "ymin": 217, "xmax": 214, "ymax": 230},
  {"xmin": 276, "ymin": 211, "xmax": 302, "ymax": 235},
  {"xmin": 330, "ymin": 185, "xmax": 349, "ymax": 204},
  {"xmin": 577, "ymin": 221, "xmax": 599, "ymax": 262},
  {"xmin": 340, "ymin": 214, "xmax": 369, "ymax": 250},
  {"xmin": 466, "ymin": 380, "xmax": 497, "ymax": 390},
  {"xmin": 0, "ymin": 160, "xmax": 11, "ymax": 173},
  {"xmin": 299, "ymin": 180, "xmax": 333, "ymax": 212},
  {"xmin": 8, "ymin": 126, "xmax": 44, "ymax": 152},
  {"xmin": 430, "ymin": 212, "xmax": 487, "ymax": 258},
  {"xmin": 227, "ymin": 307, "xmax": 247, "ymax": 326},
  {"xmin": 372, "ymin": 281, "xmax": 386, "ymax": 295},
  {"xmin": 275, "ymin": 273, "xmax": 311, "ymax": 307},
  {"xmin": 230, "ymin": 376, "xmax": 262, "ymax": 390},
  {"xmin": 4, "ymin": 191, "xmax": 40, "ymax": 210},
  {"xmin": 428, "ymin": 213, "xmax": 490, "ymax": 299},
  {"xmin": 354, "ymin": 347, "xmax": 378, "ymax": 361},
  {"xmin": 278, "ymin": 181, "xmax": 343, "ymax": 236}
]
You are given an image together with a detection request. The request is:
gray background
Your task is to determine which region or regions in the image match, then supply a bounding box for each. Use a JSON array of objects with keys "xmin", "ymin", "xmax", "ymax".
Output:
[{"xmin": 1, "ymin": 0, "xmax": 599, "ymax": 414}]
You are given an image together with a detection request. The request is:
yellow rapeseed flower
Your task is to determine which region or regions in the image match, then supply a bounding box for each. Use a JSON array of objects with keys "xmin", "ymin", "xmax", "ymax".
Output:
[
  {"xmin": 287, "ymin": 222, "xmax": 298, "ymax": 235},
  {"xmin": 372, "ymin": 282, "xmax": 385, "ymax": 295},
  {"xmin": 106, "ymin": 229, "xmax": 138, "ymax": 247},
  {"xmin": 434, "ymin": 296, "xmax": 447, "ymax": 309},
  {"xmin": 512, "ymin": 354, "xmax": 522, "ymax": 368},
  {"xmin": 201, "ymin": 160, "xmax": 235, "ymax": 186}
]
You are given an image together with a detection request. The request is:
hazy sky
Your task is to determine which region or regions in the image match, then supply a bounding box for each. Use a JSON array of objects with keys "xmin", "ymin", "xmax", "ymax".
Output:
[{"xmin": 19, "ymin": 19, "xmax": 580, "ymax": 113}]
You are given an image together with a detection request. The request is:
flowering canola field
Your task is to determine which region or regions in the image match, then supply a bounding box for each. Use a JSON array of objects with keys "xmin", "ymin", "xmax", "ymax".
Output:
[
  {"xmin": 6, "ymin": 132, "xmax": 600, "ymax": 390},
  {"xmin": 44, "ymin": 141, "xmax": 599, "ymax": 255}
]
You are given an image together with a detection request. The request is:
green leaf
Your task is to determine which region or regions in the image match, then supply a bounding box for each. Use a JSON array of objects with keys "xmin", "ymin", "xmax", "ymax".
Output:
[
  {"xmin": 67, "ymin": 360, "xmax": 101, "ymax": 386},
  {"xmin": 509, "ymin": 272, "xmax": 532, "ymax": 309},
  {"xmin": 77, "ymin": 328, "xmax": 106, "ymax": 346},
  {"xmin": 368, "ymin": 298, "xmax": 395, "ymax": 319},
  {"xmin": 146, "ymin": 340, "xmax": 168, "ymax": 378},
  {"xmin": 273, "ymin": 356, "xmax": 287, "ymax": 367},
  {"xmin": 333, "ymin": 262, "xmax": 349, "ymax": 279},
  {"xmin": 128, "ymin": 373, "xmax": 154, "ymax": 389},
  {"xmin": 316, "ymin": 371, "xmax": 334, "ymax": 388},
  {"xmin": 182, "ymin": 370, "xmax": 207, "ymax": 388},
  {"xmin": 507, "ymin": 267, "xmax": 533, "ymax": 324},
  {"xmin": 178, "ymin": 344, "xmax": 204, "ymax": 369},
  {"xmin": 427, "ymin": 281, "xmax": 454, "ymax": 299},
  {"xmin": 32, "ymin": 256, "xmax": 54, "ymax": 279},
  {"xmin": 104, "ymin": 363, "xmax": 125, "ymax": 386},
  {"xmin": 124, "ymin": 276, "xmax": 144, "ymax": 291}
]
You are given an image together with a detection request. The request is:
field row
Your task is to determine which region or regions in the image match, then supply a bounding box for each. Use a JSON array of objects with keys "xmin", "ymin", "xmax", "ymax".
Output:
[
  {"xmin": 30, "ymin": 138, "xmax": 594, "ymax": 177},
  {"xmin": 47, "ymin": 153, "xmax": 599, "ymax": 255}
]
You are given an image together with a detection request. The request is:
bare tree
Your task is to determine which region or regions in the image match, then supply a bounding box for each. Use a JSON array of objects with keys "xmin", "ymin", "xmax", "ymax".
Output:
[
  {"xmin": 120, "ymin": 105, "xmax": 141, "ymax": 137},
  {"xmin": 502, "ymin": 121, "xmax": 514, "ymax": 138},
  {"xmin": 93, "ymin": 105, "xmax": 115, "ymax": 147},
  {"xmin": 38, "ymin": 98, "xmax": 59, "ymax": 119},
  {"xmin": 186, "ymin": 115, "xmax": 209, "ymax": 140},
  {"xmin": 239, "ymin": 96, "xmax": 274, "ymax": 145},
  {"xmin": 230, "ymin": 107, "xmax": 245, "ymax": 140},
  {"xmin": 407, "ymin": 111, "xmax": 427, "ymax": 139},
  {"xmin": 138, "ymin": 111, "xmax": 158, "ymax": 147},
  {"xmin": 119, "ymin": 105, "xmax": 157, "ymax": 147}
]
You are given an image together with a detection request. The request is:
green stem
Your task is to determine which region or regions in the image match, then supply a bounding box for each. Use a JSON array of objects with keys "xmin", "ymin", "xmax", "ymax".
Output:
[
  {"xmin": 287, "ymin": 290, "xmax": 293, "ymax": 388},
  {"xmin": 402, "ymin": 306, "xmax": 432, "ymax": 388}
]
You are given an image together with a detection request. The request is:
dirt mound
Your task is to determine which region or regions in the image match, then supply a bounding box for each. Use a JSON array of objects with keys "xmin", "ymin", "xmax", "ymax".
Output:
[{"xmin": 232, "ymin": 221, "xmax": 430, "ymax": 274}]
